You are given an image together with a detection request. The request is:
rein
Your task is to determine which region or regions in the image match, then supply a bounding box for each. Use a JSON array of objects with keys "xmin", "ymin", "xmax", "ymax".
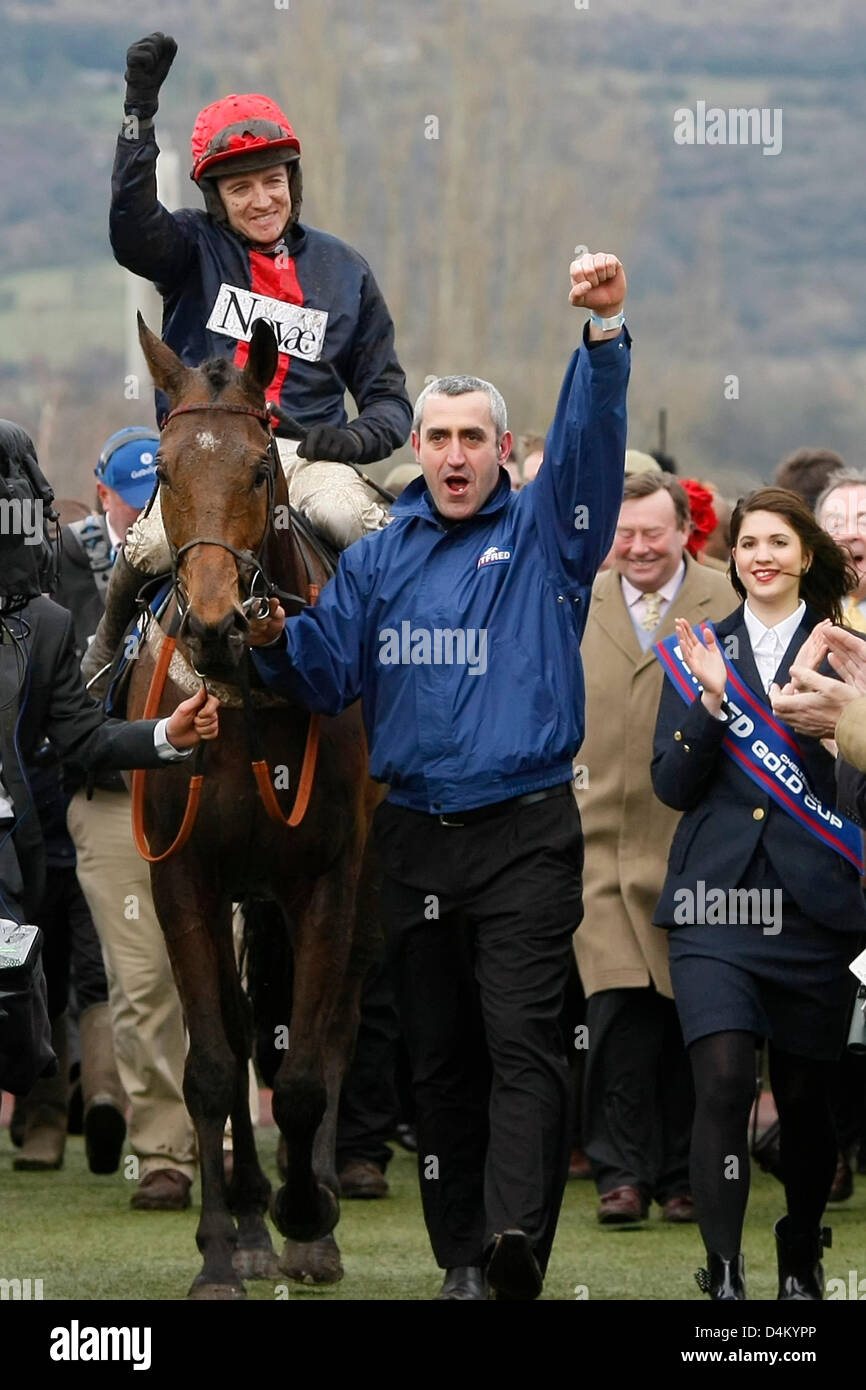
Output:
[{"xmin": 130, "ymin": 399, "xmax": 322, "ymax": 862}]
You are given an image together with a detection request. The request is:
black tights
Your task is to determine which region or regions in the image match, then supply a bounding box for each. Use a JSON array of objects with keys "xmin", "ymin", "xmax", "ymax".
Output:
[{"xmin": 689, "ymin": 1031, "xmax": 836, "ymax": 1258}]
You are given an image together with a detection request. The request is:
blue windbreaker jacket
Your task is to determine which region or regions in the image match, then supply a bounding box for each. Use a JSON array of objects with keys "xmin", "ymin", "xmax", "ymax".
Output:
[
  {"xmin": 110, "ymin": 129, "xmax": 411, "ymax": 462},
  {"xmin": 252, "ymin": 327, "xmax": 630, "ymax": 813}
]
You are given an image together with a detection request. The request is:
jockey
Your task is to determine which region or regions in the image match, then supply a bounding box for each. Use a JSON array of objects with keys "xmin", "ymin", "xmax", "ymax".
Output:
[{"xmin": 85, "ymin": 31, "xmax": 411, "ymax": 691}]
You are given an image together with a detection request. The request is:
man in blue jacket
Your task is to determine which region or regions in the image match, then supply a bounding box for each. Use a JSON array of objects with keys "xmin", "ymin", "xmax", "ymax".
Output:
[{"xmin": 248, "ymin": 251, "xmax": 630, "ymax": 1299}]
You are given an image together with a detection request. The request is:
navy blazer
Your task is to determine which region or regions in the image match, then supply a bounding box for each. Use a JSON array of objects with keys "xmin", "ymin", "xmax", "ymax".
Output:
[
  {"xmin": 651, "ymin": 604, "xmax": 866, "ymax": 935},
  {"xmin": 0, "ymin": 596, "xmax": 168, "ymax": 920}
]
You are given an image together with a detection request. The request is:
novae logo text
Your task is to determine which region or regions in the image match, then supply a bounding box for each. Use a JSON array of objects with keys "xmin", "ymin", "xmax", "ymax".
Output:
[
  {"xmin": 50, "ymin": 1321, "xmax": 151, "ymax": 1372},
  {"xmin": 206, "ymin": 283, "xmax": 327, "ymax": 361}
]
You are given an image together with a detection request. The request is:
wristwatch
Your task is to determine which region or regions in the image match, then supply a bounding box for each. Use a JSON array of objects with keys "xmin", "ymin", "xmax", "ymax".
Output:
[{"xmin": 588, "ymin": 309, "xmax": 625, "ymax": 332}]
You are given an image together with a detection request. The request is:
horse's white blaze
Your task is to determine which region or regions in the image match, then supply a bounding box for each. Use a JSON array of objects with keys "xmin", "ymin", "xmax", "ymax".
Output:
[{"xmin": 195, "ymin": 430, "xmax": 218, "ymax": 452}]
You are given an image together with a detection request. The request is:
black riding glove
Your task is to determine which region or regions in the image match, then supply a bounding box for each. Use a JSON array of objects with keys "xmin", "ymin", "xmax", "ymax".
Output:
[
  {"xmin": 297, "ymin": 425, "xmax": 363, "ymax": 465},
  {"xmin": 124, "ymin": 32, "xmax": 177, "ymax": 119}
]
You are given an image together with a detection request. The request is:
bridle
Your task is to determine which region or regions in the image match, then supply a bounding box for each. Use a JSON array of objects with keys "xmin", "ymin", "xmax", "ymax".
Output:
[
  {"xmin": 161, "ymin": 400, "xmax": 312, "ymax": 626},
  {"xmin": 131, "ymin": 398, "xmax": 321, "ymax": 863}
]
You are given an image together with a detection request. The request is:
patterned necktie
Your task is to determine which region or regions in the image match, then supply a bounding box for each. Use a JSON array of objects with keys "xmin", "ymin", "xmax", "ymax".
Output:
[
  {"xmin": 640, "ymin": 591, "xmax": 663, "ymax": 632},
  {"xmin": 843, "ymin": 595, "xmax": 866, "ymax": 634}
]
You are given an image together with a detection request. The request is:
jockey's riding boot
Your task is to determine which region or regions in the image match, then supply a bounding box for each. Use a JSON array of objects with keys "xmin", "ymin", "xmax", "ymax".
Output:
[
  {"xmin": 774, "ymin": 1215, "xmax": 830, "ymax": 1300},
  {"xmin": 13, "ymin": 1014, "xmax": 68, "ymax": 1171},
  {"xmin": 79, "ymin": 1002, "xmax": 127, "ymax": 1174},
  {"xmin": 81, "ymin": 549, "xmax": 153, "ymax": 701},
  {"xmin": 695, "ymin": 1251, "xmax": 746, "ymax": 1299}
]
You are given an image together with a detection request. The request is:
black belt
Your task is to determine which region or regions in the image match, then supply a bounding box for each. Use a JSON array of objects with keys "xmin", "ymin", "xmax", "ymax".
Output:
[{"xmin": 435, "ymin": 783, "xmax": 571, "ymax": 828}]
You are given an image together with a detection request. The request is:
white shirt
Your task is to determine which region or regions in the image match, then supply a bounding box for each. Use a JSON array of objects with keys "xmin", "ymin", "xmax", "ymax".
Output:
[
  {"xmin": 743, "ymin": 600, "xmax": 806, "ymax": 694},
  {"xmin": 621, "ymin": 559, "xmax": 686, "ymax": 648}
]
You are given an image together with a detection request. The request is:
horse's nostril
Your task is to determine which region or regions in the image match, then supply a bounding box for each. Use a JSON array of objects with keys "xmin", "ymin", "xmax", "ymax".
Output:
[{"xmin": 186, "ymin": 608, "xmax": 244, "ymax": 651}]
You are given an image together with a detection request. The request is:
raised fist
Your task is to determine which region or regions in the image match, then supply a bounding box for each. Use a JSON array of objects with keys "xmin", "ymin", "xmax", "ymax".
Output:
[
  {"xmin": 569, "ymin": 252, "xmax": 626, "ymax": 316},
  {"xmin": 124, "ymin": 32, "xmax": 178, "ymax": 119}
]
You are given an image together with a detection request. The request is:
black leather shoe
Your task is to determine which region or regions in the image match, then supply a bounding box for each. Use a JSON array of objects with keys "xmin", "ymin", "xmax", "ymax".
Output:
[
  {"xmin": 774, "ymin": 1216, "xmax": 830, "ymax": 1300},
  {"xmin": 486, "ymin": 1230, "xmax": 543, "ymax": 1301},
  {"xmin": 434, "ymin": 1266, "xmax": 488, "ymax": 1300},
  {"xmin": 695, "ymin": 1252, "xmax": 746, "ymax": 1300}
]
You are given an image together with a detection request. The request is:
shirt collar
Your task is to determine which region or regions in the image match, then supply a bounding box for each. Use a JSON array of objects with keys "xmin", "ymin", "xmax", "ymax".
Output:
[
  {"xmin": 743, "ymin": 599, "xmax": 806, "ymax": 651},
  {"xmin": 620, "ymin": 557, "xmax": 686, "ymax": 610},
  {"xmin": 104, "ymin": 514, "xmax": 124, "ymax": 552}
]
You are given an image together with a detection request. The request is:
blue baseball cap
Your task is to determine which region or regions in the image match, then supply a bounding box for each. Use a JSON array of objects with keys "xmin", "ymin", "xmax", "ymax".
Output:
[{"xmin": 95, "ymin": 427, "xmax": 160, "ymax": 508}]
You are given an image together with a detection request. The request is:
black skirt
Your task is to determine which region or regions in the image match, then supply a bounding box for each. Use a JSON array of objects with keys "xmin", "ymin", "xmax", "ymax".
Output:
[{"xmin": 668, "ymin": 850, "xmax": 864, "ymax": 1061}]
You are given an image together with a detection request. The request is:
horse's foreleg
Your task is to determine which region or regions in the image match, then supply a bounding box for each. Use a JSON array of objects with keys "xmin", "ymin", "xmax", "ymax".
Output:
[
  {"xmin": 278, "ymin": 952, "xmax": 367, "ymax": 1287},
  {"xmin": 221, "ymin": 923, "xmax": 280, "ymax": 1280},
  {"xmin": 270, "ymin": 871, "xmax": 356, "ymax": 1244},
  {"xmin": 156, "ymin": 885, "xmax": 245, "ymax": 1300}
]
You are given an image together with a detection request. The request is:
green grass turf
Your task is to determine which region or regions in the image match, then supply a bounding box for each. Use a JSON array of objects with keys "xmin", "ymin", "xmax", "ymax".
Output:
[{"xmin": 1, "ymin": 1123, "xmax": 864, "ymax": 1302}]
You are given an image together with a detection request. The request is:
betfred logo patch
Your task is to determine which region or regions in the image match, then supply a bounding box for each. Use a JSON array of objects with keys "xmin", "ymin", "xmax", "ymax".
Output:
[
  {"xmin": 206, "ymin": 283, "xmax": 328, "ymax": 361},
  {"xmin": 476, "ymin": 545, "xmax": 512, "ymax": 570}
]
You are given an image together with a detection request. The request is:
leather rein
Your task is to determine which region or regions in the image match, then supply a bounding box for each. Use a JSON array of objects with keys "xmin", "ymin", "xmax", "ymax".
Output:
[{"xmin": 131, "ymin": 400, "xmax": 321, "ymax": 863}]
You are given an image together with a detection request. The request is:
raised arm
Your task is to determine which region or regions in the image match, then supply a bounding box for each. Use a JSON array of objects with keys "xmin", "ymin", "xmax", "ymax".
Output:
[
  {"xmin": 528, "ymin": 252, "xmax": 630, "ymax": 589},
  {"xmin": 110, "ymin": 32, "xmax": 196, "ymax": 288}
]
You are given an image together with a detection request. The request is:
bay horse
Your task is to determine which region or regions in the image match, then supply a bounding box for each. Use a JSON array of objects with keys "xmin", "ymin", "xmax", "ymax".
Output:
[{"xmin": 125, "ymin": 315, "xmax": 381, "ymax": 1299}]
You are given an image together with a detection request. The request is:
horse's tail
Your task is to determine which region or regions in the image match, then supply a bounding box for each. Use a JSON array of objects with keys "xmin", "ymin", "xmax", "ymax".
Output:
[{"xmin": 240, "ymin": 896, "xmax": 293, "ymax": 1088}]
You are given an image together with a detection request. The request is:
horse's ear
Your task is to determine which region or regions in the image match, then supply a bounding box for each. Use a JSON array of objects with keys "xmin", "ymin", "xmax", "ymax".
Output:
[
  {"xmin": 243, "ymin": 320, "xmax": 278, "ymax": 398},
  {"xmin": 137, "ymin": 313, "xmax": 187, "ymax": 400}
]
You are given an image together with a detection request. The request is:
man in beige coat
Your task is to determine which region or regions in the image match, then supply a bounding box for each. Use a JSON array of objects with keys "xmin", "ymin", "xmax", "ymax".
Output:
[{"xmin": 574, "ymin": 471, "xmax": 735, "ymax": 1224}]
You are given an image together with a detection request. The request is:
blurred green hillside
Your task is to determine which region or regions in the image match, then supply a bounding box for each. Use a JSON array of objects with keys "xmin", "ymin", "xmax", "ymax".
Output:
[{"xmin": 1, "ymin": 0, "xmax": 865, "ymax": 502}]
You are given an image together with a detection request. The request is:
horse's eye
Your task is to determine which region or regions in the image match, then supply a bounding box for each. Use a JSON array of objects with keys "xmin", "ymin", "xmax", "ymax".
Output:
[
  {"xmin": 155, "ymin": 464, "xmax": 168, "ymax": 485},
  {"xmin": 254, "ymin": 468, "xmax": 269, "ymax": 490}
]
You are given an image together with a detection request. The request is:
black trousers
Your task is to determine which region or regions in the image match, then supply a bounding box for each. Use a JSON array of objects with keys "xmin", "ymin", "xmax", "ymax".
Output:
[
  {"xmin": 583, "ymin": 986, "xmax": 693, "ymax": 1202},
  {"xmin": 336, "ymin": 952, "xmax": 400, "ymax": 1172},
  {"xmin": 374, "ymin": 788, "xmax": 583, "ymax": 1272}
]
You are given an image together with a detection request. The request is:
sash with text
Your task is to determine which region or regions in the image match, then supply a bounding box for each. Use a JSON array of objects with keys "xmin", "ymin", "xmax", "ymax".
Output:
[{"xmin": 655, "ymin": 627, "xmax": 864, "ymax": 872}]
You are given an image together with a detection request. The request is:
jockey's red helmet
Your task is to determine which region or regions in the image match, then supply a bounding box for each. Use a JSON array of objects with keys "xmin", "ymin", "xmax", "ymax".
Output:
[{"xmin": 190, "ymin": 94, "xmax": 301, "ymax": 183}]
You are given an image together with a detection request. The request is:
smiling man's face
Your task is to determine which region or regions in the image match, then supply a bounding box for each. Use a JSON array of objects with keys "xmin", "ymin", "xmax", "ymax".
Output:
[
  {"xmin": 216, "ymin": 164, "xmax": 292, "ymax": 244},
  {"xmin": 614, "ymin": 489, "xmax": 690, "ymax": 592},
  {"xmin": 413, "ymin": 391, "xmax": 512, "ymax": 521},
  {"xmin": 818, "ymin": 484, "xmax": 866, "ymax": 600}
]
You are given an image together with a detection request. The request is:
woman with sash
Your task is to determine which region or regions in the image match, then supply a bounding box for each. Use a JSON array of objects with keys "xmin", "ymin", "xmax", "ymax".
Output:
[{"xmin": 650, "ymin": 486, "xmax": 866, "ymax": 1300}]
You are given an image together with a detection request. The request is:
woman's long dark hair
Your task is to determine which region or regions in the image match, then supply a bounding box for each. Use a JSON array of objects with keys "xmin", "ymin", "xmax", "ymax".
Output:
[{"xmin": 729, "ymin": 486, "xmax": 856, "ymax": 625}]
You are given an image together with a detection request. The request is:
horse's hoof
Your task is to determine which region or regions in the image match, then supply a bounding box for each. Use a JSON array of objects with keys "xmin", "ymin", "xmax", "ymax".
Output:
[
  {"xmin": 187, "ymin": 1277, "xmax": 247, "ymax": 1301},
  {"xmin": 278, "ymin": 1234, "xmax": 344, "ymax": 1285},
  {"xmin": 233, "ymin": 1246, "xmax": 282, "ymax": 1280},
  {"xmin": 271, "ymin": 1182, "xmax": 339, "ymax": 1243}
]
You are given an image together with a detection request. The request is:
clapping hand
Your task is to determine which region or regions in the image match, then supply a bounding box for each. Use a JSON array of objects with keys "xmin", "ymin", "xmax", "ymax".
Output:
[
  {"xmin": 675, "ymin": 620, "xmax": 727, "ymax": 715},
  {"xmin": 824, "ymin": 624, "xmax": 866, "ymax": 693}
]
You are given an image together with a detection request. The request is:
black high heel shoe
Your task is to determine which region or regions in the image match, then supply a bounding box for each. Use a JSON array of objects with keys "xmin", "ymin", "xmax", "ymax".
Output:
[{"xmin": 695, "ymin": 1252, "xmax": 746, "ymax": 1299}]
